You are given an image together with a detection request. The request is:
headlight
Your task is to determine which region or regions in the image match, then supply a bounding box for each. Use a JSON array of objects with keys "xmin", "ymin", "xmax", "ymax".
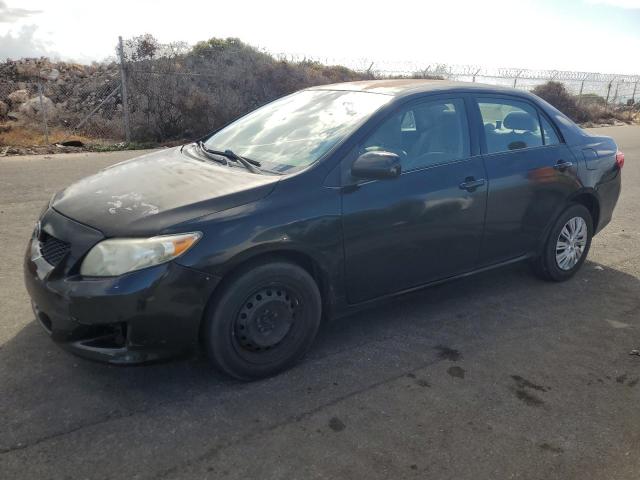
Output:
[{"xmin": 80, "ymin": 232, "xmax": 201, "ymax": 277}]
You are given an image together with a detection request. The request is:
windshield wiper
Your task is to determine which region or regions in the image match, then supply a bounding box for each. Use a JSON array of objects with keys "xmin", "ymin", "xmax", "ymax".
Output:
[
  {"xmin": 195, "ymin": 141, "xmax": 228, "ymax": 165},
  {"xmin": 196, "ymin": 142, "xmax": 261, "ymax": 174},
  {"xmin": 222, "ymin": 149, "xmax": 262, "ymax": 174}
]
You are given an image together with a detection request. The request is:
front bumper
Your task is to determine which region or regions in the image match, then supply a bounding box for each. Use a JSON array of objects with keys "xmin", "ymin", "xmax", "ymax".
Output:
[{"xmin": 23, "ymin": 209, "xmax": 220, "ymax": 364}]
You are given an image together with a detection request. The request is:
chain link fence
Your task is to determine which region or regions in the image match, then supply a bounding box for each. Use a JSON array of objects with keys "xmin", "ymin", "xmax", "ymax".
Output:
[
  {"xmin": 273, "ymin": 54, "xmax": 640, "ymax": 105},
  {"xmin": 0, "ymin": 61, "xmax": 125, "ymax": 151},
  {"xmin": 0, "ymin": 36, "xmax": 638, "ymax": 151}
]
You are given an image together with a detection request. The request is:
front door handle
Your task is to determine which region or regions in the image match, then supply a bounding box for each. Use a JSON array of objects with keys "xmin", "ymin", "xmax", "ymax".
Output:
[
  {"xmin": 553, "ymin": 160, "xmax": 573, "ymax": 171},
  {"xmin": 459, "ymin": 177, "xmax": 485, "ymax": 192}
]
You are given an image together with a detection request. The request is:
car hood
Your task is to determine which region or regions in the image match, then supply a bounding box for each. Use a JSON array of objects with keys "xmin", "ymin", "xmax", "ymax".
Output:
[{"xmin": 51, "ymin": 147, "xmax": 280, "ymax": 236}]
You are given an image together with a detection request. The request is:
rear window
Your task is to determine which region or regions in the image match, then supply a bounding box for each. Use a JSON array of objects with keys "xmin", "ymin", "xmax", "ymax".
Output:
[{"xmin": 478, "ymin": 98, "xmax": 543, "ymax": 154}]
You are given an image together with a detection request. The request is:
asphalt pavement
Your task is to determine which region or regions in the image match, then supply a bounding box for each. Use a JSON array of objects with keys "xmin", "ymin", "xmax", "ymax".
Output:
[{"xmin": 1, "ymin": 126, "xmax": 639, "ymax": 479}]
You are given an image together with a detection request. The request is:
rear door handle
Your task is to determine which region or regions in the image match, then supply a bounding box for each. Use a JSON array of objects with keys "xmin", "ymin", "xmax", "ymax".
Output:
[
  {"xmin": 553, "ymin": 160, "xmax": 573, "ymax": 171},
  {"xmin": 459, "ymin": 177, "xmax": 485, "ymax": 192}
]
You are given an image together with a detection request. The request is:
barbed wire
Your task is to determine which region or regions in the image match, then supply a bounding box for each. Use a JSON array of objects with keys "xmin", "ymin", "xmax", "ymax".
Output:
[{"xmin": 1, "ymin": 40, "xmax": 638, "ymax": 149}]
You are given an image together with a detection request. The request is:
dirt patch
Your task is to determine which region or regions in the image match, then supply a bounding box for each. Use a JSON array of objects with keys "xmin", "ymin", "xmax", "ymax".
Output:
[
  {"xmin": 435, "ymin": 345, "xmax": 462, "ymax": 362},
  {"xmin": 328, "ymin": 417, "xmax": 346, "ymax": 432},
  {"xmin": 447, "ymin": 366, "xmax": 465, "ymax": 379}
]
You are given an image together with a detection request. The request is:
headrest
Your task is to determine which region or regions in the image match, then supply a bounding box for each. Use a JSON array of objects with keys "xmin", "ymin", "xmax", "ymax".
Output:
[
  {"xmin": 438, "ymin": 110, "xmax": 458, "ymax": 127},
  {"xmin": 503, "ymin": 111, "xmax": 536, "ymax": 131}
]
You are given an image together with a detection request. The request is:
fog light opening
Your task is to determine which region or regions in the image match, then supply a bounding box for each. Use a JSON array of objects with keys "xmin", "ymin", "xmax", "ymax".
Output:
[
  {"xmin": 82, "ymin": 323, "xmax": 128, "ymax": 349},
  {"xmin": 37, "ymin": 311, "xmax": 53, "ymax": 334}
]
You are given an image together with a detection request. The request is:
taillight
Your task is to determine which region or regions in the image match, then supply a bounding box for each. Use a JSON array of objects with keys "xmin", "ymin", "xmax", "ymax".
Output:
[{"xmin": 616, "ymin": 151, "xmax": 625, "ymax": 169}]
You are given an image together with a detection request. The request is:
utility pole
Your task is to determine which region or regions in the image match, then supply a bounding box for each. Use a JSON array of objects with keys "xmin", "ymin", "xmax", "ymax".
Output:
[{"xmin": 118, "ymin": 36, "xmax": 131, "ymax": 143}]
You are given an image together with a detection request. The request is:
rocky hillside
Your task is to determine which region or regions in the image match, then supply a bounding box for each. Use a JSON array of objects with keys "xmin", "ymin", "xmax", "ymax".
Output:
[
  {"xmin": 0, "ymin": 37, "xmax": 367, "ymax": 149},
  {"xmin": 0, "ymin": 57, "xmax": 122, "ymax": 153}
]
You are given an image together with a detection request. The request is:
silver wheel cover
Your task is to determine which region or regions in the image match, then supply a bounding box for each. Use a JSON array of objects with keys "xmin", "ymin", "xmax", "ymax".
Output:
[{"xmin": 555, "ymin": 216, "xmax": 588, "ymax": 271}]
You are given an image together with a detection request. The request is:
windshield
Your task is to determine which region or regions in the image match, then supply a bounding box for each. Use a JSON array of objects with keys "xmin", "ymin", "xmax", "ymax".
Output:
[{"xmin": 204, "ymin": 89, "xmax": 391, "ymax": 173}]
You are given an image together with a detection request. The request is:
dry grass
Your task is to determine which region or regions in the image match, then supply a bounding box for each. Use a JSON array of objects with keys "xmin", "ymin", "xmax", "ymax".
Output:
[{"xmin": 0, "ymin": 124, "xmax": 110, "ymax": 147}]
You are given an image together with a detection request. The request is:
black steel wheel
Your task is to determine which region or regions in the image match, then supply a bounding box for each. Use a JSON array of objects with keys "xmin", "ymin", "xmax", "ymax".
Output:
[{"xmin": 203, "ymin": 260, "xmax": 321, "ymax": 380}]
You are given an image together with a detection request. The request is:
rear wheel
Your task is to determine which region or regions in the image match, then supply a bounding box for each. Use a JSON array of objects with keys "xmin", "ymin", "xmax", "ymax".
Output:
[
  {"xmin": 531, "ymin": 203, "xmax": 593, "ymax": 282},
  {"xmin": 203, "ymin": 260, "xmax": 321, "ymax": 380}
]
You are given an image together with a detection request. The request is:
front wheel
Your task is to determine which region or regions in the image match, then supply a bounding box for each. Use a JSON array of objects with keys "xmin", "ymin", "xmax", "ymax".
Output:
[
  {"xmin": 203, "ymin": 260, "xmax": 322, "ymax": 380},
  {"xmin": 531, "ymin": 203, "xmax": 593, "ymax": 282}
]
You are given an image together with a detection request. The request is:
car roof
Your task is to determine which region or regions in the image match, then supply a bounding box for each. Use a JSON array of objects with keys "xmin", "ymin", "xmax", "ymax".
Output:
[{"xmin": 310, "ymin": 79, "xmax": 526, "ymax": 98}]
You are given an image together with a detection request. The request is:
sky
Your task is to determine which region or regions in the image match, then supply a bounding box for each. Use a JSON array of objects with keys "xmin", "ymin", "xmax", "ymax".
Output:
[{"xmin": 0, "ymin": 0, "xmax": 639, "ymax": 75}]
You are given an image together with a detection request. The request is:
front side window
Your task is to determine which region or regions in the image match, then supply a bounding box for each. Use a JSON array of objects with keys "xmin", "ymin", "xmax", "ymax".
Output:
[
  {"xmin": 204, "ymin": 90, "xmax": 391, "ymax": 173},
  {"xmin": 361, "ymin": 98, "xmax": 470, "ymax": 172},
  {"xmin": 478, "ymin": 98, "xmax": 543, "ymax": 154}
]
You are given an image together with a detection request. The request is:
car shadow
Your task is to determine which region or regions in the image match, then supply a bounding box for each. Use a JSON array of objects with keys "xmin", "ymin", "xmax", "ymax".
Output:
[{"xmin": 2, "ymin": 259, "xmax": 639, "ymax": 453}]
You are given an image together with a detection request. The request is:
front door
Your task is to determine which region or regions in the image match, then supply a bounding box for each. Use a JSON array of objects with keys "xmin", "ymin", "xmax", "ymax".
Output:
[{"xmin": 341, "ymin": 96, "xmax": 487, "ymax": 304}]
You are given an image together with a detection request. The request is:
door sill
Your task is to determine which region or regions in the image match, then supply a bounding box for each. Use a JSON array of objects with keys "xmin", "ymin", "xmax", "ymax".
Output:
[{"xmin": 336, "ymin": 253, "xmax": 532, "ymax": 318}]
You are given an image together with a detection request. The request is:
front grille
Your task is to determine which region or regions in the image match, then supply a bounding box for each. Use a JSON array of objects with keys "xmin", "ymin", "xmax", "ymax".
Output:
[{"xmin": 40, "ymin": 233, "xmax": 70, "ymax": 266}]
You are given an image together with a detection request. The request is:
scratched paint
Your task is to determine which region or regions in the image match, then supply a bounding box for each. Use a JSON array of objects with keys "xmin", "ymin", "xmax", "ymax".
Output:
[{"xmin": 106, "ymin": 192, "xmax": 159, "ymax": 216}]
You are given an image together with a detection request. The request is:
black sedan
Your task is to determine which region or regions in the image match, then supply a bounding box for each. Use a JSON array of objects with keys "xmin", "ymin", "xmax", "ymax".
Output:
[{"xmin": 24, "ymin": 80, "xmax": 623, "ymax": 379}]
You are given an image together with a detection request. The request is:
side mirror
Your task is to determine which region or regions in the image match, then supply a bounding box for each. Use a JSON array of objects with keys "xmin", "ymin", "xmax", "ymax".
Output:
[{"xmin": 351, "ymin": 151, "xmax": 401, "ymax": 180}]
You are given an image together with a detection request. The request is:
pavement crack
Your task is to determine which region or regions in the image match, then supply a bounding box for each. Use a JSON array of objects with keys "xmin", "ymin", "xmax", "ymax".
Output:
[
  {"xmin": 0, "ymin": 409, "xmax": 138, "ymax": 455},
  {"xmin": 151, "ymin": 357, "xmax": 445, "ymax": 479}
]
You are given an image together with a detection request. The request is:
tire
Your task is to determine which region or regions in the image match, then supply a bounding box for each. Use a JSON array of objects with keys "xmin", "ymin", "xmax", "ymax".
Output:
[
  {"xmin": 531, "ymin": 203, "xmax": 593, "ymax": 282},
  {"xmin": 203, "ymin": 260, "xmax": 322, "ymax": 380}
]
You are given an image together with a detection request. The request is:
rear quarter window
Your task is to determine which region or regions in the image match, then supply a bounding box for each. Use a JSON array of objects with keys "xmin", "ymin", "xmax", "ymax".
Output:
[{"xmin": 540, "ymin": 114, "xmax": 561, "ymax": 145}]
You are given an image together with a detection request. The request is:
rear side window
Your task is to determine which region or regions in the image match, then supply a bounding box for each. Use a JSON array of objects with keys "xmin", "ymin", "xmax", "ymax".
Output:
[
  {"xmin": 478, "ymin": 98, "xmax": 543, "ymax": 154},
  {"xmin": 540, "ymin": 114, "xmax": 561, "ymax": 145},
  {"xmin": 362, "ymin": 98, "xmax": 470, "ymax": 171}
]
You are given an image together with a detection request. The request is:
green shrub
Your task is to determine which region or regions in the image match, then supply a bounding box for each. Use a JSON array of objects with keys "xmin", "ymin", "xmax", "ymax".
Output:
[
  {"xmin": 124, "ymin": 35, "xmax": 372, "ymax": 142},
  {"xmin": 532, "ymin": 81, "xmax": 632, "ymax": 125},
  {"xmin": 532, "ymin": 81, "xmax": 589, "ymax": 123}
]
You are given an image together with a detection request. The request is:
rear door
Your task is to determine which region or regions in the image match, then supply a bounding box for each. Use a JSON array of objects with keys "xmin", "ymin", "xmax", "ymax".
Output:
[
  {"xmin": 474, "ymin": 95, "xmax": 580, "ymax": 265},
  {"xmin": 341, "ymin": 95, "xmax": 487, "ymax": 303}
]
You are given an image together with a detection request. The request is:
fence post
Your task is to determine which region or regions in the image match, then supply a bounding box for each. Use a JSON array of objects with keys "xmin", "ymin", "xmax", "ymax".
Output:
[
  {"xmin": 577, "ymin": 78, "xmax": 586, "ymax": 104},
  {"xmin": 612, "ymin": 80, "xmax": 620, "ymax": 105},
  {"xmin": 118, "ymin": 36, "xmax": 131, "ymax": 143},
  {"xmin": 605, "ymin": 80, "xmax": 613, "ymax": 110},
  {"xmin": 513, "ymin": 70, "xmax": 523, "ymax": 88},
  {"xmin": 37, "ymin": 82, "xmax": 49, "ymax": 144}
]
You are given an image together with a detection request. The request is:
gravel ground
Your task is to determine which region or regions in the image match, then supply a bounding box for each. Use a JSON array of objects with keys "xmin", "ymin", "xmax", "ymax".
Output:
[{"xmin": 1, "ymin": 127, "xmax": 639, "ymax": 479}]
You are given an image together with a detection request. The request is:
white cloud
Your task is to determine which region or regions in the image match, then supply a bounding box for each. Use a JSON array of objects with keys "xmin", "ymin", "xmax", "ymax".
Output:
[
  {"xmin": 0, "ymin": 0, "xmax": 40, "ymax": 23},
  {"xmin": 0, "ymin": 24, "xmax": 57, "ymax": 60}
]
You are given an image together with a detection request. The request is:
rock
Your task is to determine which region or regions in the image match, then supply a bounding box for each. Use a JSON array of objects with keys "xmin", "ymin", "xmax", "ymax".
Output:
[
  {"xmin": 7, "ymin": 89, "xmax": 30, "ymax": 106},
  {"xmin": 18, "ymin": 96, "xmax": 56, "ymax": 120},
  {"xmin": 15, "ymin": 61, "xmax": 39, "ymax": 78},
  {"xmin": 0, "ymin": 100, "xmax": 8, "ymax": 118},
  {"xmin": 40, "ymin": 68, "xmax": 60, "ymax": 81}
]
